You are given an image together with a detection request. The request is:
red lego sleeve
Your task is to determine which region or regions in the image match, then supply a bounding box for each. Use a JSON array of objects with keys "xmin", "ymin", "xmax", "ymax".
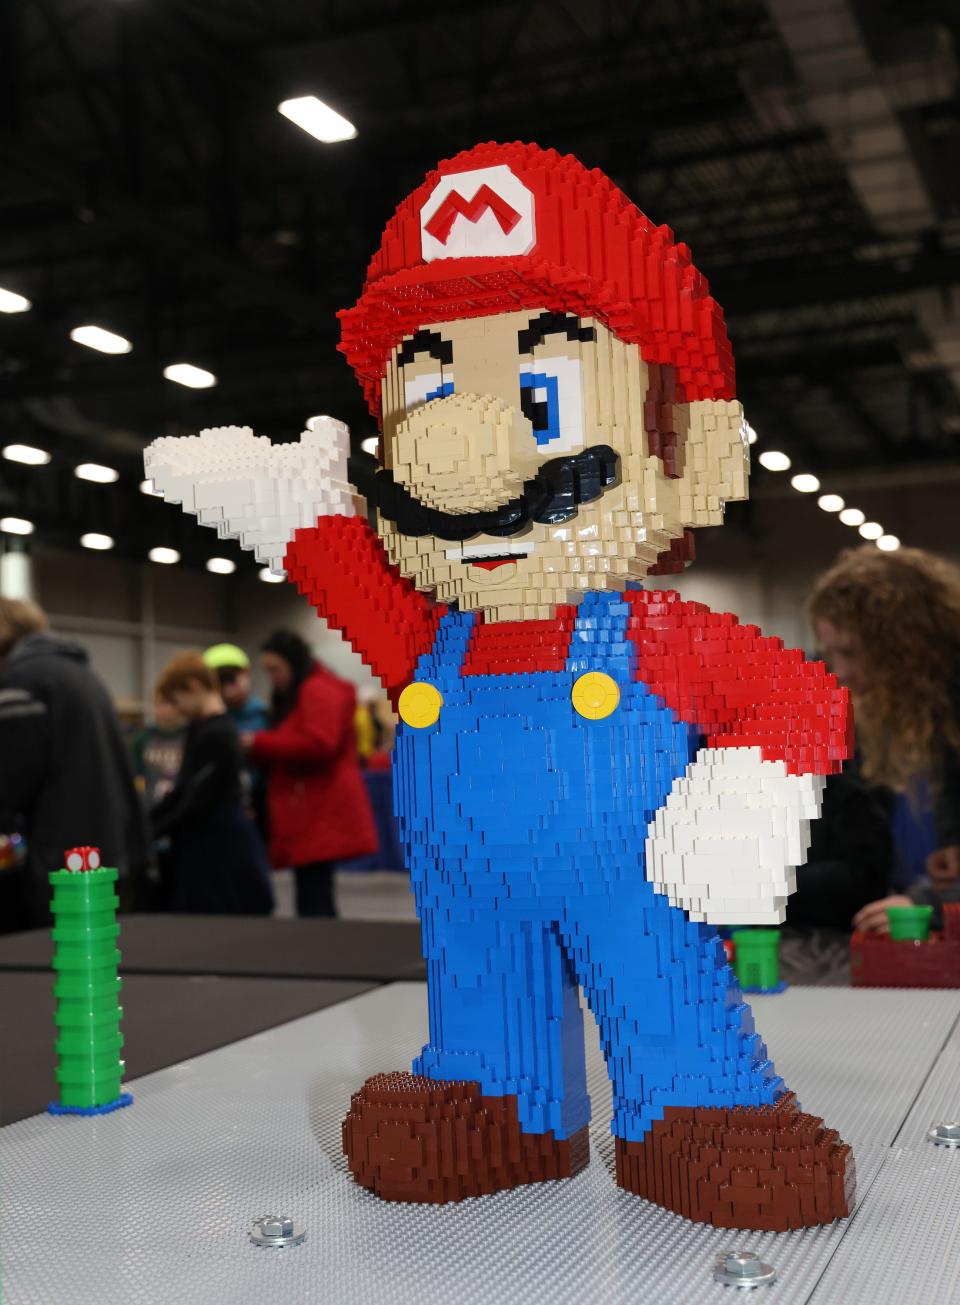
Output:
[
  {"xmin": 624, "ymin": 588, "xmax": 851, "ymax": 776},
  {"xmin": 283, "ymin": 516, "xmax": 444, "ymax": 701}
]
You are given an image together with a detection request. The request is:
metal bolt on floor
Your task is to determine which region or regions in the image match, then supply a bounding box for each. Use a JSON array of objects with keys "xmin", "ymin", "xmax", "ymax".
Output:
[
  {"xmin": 713, "ymin": 1251, "xmax": 777, "ymax": 1288},
  {"xmin": 249, "ymin": 1214, "xmax": 306, "ymax": 1248},
  {"xmin": 928, "ymin": 1121, "xmax": 960, "ymax": 1147}
]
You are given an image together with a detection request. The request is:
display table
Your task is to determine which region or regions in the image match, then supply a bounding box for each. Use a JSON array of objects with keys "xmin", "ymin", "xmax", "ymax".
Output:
[
  {"xmin": 0, "ymin": 970, "xmax": 375, "ymax": 1125},
  {"xmin": 0, "ymin": 914, "xmax": 425, "ymax": 981},
  {"xmin": 4, "ymin": 983, "xmax": 960, "ymax": 1304}
]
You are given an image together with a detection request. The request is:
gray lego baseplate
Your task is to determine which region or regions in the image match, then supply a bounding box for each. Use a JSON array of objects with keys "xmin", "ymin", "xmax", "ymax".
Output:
[{"xmin": 3, "ymin": 983, "xmax": 960, "ymax": 1305}]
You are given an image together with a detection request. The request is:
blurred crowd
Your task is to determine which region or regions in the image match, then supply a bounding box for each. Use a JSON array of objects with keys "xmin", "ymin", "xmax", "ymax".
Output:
[
  {"xmin": 1, "ymin": 542, "xmax": 960, "ymax": 951},
  {"xmin": 0, "ymin": 602, "xmax": 381, "ymax": 932}
]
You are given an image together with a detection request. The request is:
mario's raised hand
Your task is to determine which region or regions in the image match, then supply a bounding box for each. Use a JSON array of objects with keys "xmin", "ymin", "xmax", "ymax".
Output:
[{"xmin": 143, "ymin": 417, "xmax": 360, "ymax": 576}]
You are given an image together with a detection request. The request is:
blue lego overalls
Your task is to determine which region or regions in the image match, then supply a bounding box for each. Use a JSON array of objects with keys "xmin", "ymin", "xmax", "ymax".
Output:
[{"xmin": 394, "ymin": 590, "xmax": 783, "ymax": 1144}]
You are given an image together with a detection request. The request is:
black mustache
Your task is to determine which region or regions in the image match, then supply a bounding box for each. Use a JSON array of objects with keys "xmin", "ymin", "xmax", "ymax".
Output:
[{"xmin": 350, "ymin": 445, "xmax": 620, "ymax": 542}]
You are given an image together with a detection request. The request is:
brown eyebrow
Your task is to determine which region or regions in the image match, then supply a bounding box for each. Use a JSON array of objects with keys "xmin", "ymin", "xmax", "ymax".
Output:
[
  {"xmin": 397, "ymin": 330, "xmax": 453, "ymax": 367},
  {"xmin": 518, "ymin": 312, "xmax": 596, "ymax": 354}
]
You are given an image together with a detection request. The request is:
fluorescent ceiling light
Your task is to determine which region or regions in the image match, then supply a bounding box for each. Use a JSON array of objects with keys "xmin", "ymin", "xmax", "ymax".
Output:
[
  {"xmin": 757, "ymin": 450, "xmax": 791, "ymax": 472},
  {"xmin": 0, "ymin": 517, "xmax": 34, "ymax": 535},
  {"xmin": 69, "ymin": 325, "xmax": 132, "ymax": 355},
  {"xmin": 360, "ymin": 436, "xmax": 379, "ymax": 455},
  {"xmin": 206, "ymin": 557, "xmax": 236, "ymax": 575},
  {"xmin": 259, "ymin": 567, "xmax": 285, "ymax": 584},
  {"xmin": 3, "ymin": 443, "xmax": 50, "ymax": 466},
  {"xmin": 839, "ymin": 507, "xmax": 865, "ymax": 527},
  {"xmin": 75, "ymin": 462, "xmax": 119, "ymax": 484},
  {"xmin": 0, "ymin": 287, "xmax": 31, "ymax": 313},
  {"xmin": 817, "ymin": 494, "xmax": 844, "ymax": 513},
  {"xmin": 790, "ymin": 473, "xmax": 820, "ymax": 493},
  {"xmin": 877, "ymin": 534, "xmax": 900, "ymax": 552},
  {"xmin": 858, "ymin": 521, "xmax": 884, "ymax": 540},
  {"xmin": 140, "ymin": 479, "xmax": 162, "ymax": 496},
  {"xmin": 163, "ymin": 362, "xmax": 217, "ymax": 389},
  {"xmin": 81, "ymin": 532, "xmax": 114, "ymax": 551},
  {"xmin": 278, "ymin": 95, "xmax": 357, "ymax": 143},
  {"xmin": 149, "ymin": 546, "xmax": 180, "ymax": 565}
]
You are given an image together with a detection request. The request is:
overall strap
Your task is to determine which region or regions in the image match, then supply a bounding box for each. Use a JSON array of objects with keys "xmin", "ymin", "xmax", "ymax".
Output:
[
  {"xmin": 566, "ymin": 591, "xmax": 637, "ymax": 681},
  {"xmin": 413, "ymin": 609, "xmax": 477, "ymax": 686}
]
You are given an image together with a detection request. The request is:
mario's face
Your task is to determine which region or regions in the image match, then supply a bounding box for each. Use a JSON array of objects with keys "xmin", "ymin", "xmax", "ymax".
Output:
[{"xmin": 366, "ymin": 307, "xmax": 748, "ymax": 621}]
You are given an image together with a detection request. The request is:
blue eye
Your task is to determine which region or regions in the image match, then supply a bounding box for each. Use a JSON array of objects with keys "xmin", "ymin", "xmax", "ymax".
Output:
[
  {"xmin": 518, "ymin": 358, "xmax": 585, "ymax": 453},
  {"xmin": 519, "ymin": 371, "xmax": 561, "ymax": 446},
  {"xmin": 403, "ymin": 373, "xmax": 454, "ymax": 413}
]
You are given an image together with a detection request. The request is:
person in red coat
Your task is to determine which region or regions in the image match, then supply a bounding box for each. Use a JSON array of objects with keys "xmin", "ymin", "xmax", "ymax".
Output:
[{"xmin": 241, "ymin": 630, "xmax": 376, "ymax": 917}]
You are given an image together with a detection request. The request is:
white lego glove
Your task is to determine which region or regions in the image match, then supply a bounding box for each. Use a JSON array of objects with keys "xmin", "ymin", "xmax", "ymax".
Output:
[
  {"xmin": 143, "ymin": 417, "xmax": 357, "ymax": 575},
  {"xmin": 645, "ymin": 746, "xmax": 824, "ymax": 926}
]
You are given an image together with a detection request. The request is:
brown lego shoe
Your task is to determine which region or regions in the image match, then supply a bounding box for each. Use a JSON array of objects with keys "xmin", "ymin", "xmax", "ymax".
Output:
[
  {"xmin": 615, "ymin": 1091, "xmax": 855, "ymax": 1231},
  {"xmin": 342, "ymin": 1071, "xmax": 590, "ymax": 1203}
]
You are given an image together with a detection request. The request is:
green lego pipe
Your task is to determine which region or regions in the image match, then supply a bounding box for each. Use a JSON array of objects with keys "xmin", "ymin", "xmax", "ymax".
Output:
[
  {"xmin": 731, "ymin": 928, "xmax": 783, "ymax": 993},
  {"xmin": 48, "ymin": 848, "xmax": 132, "ymax": 1115}
]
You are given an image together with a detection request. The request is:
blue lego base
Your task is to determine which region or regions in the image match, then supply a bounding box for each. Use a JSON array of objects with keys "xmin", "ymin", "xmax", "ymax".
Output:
[{"xmin": 48, "ymin": 1091, "xmax": 133, "ymax": 1117}]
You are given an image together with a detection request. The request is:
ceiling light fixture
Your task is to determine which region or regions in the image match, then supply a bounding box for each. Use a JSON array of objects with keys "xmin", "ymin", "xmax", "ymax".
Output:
[
  {"xmin": 0, "ymin": 517, "xmax": 34, "ymax": 535},
  {"xmin": 148, "ymin": 546, "xmax": 180, "ymax": 565},
  {"xmin": 0, "ymin": 287, "xmax": 31, "ymax": 313},
  {"xmin": 206, "ymin": 558, "xmax": 236, "ymax": 575},
  {"xmin": 877, "ymin": 534, "xmax": 900, "ymax": 552},
  {"xmin": 817, "ymin": 494, "xmax": 845, "ymax": 512},
  {"xmin": 69, "ymin": 325, "xmax": 133, "ymax": 355},
  {"xmin": 163, "ymin": 362, "xmax": 217, "ymax": 389},
  {"xmin": 360, "ymin": 436, "xmax": 379, "ymax": 455},
  {"xmin": 75, "ymin": 462, "xmax": 119, "ymax": 484},
  {"xmin": 3, "ymin": 443, "xmax": 50, "ymax": 466},
  {"xmin": 757, "ymin": 450, "xmax": 791, "ymax": 472},
  {"xmin": 139, "ymin": 479, "xmax": 162, "ymax": 496},
  {"xmin": 258, "ymin": 567, "xmax": 285, "ymax": 584},
  {"xmin": 858, "ymin": 521, "xmax": 884, "ymax": 540},
  {"xmin": 838, "ymin": 507, "xmax": 866, "ymax": 527},
  {"xmin": 80, "ymin": 532, "xmax": 114, "ymax": 551},
  {"xmin": 278, "ymin": 95, "xmax": 357, "ymax": 143},
  {"xmin": 790, "ymin": 473, "xmax": 820, "ymax": 493}
]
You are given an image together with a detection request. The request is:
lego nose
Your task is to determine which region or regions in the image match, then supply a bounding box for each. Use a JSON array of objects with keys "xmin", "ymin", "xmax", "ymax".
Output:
[{"xmin": 389, "ymin": 392, "xmax": 530, "ymax": 514}]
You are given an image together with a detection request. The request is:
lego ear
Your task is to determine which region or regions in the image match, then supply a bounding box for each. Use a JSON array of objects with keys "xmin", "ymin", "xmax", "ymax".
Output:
[{"xmin": 672, "ymin": 399, "xmax": 749, "ymax": 527}]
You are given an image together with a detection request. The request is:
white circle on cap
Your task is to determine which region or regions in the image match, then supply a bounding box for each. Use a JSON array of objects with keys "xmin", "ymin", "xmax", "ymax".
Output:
[
  {"xmin": 88, "ymin": 849, "xmax": 101, "ymax": 869},
  {"xmin": 66, "ymin": 851, "xmax": 83, "ymax": 872},
  {"xmin": 420, "ymin": 164, "xmax": 536, "ymax": 262}
]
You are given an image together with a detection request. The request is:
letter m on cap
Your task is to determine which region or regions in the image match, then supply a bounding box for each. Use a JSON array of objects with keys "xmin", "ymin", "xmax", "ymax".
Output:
[{"xmin": 420, "ymin": 164, "xmax": 536, "ymax": 263}]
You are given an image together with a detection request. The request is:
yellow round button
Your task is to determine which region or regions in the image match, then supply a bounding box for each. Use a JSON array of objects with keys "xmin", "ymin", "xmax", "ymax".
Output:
[
  {"xmin": 571, "ymin": 671, "xmax": 620, "ymax": 720},
  {"xmin": 398, "ymin": 681, "xmax": 444, "ymax": 729}
]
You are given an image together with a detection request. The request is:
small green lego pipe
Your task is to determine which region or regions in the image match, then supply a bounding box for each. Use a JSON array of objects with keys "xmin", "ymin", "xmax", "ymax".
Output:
[{"xmin": 48, "ymin": 847, "xmax": 132, "ymax": 1115}]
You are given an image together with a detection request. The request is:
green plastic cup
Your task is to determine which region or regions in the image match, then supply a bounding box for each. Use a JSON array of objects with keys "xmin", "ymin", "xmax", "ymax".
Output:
[
  {"xmin": 731, "ymin": 928, "xmax": 782, "ymax": 990},
  {"xmin": 886, "ymin": 905, "xmax": 934, "ymax": 941}
]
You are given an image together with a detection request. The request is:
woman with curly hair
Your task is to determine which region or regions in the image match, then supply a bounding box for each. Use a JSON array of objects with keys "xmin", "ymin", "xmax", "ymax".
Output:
[{"xmin": 809, "ymin": 545, "xmax": 960, "ymax": 931}]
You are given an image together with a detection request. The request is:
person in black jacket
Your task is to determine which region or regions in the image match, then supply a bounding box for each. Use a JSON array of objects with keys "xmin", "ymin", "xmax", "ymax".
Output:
[
  {"xmin": 786, "ymin": 764, "xmax": 894, "ymax": 930},
  {"xmin": 152, "ymin": 651, "xmax": 273, "ymax": 915},
  {"xmin": 0, "ymin": 597, "xmax": 149, "ymax": 932}
]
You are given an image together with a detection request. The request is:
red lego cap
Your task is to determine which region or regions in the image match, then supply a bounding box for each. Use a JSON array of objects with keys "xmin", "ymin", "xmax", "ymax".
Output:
[{"xmin": 339, "ymin": 141, "xmax": 736, "ymax": 419}]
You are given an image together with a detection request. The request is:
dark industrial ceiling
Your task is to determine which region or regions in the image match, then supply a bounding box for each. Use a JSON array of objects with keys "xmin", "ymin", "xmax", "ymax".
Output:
[{"xmin": 1, "ymin": 0, "xmax": 959, "ymax": 568}]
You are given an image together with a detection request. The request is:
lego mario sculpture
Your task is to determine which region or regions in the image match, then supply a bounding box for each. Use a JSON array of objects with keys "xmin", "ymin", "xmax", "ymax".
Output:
[{"xmin": 146, "ymin": 142, "xmax": 854, "ymax": 1231}]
